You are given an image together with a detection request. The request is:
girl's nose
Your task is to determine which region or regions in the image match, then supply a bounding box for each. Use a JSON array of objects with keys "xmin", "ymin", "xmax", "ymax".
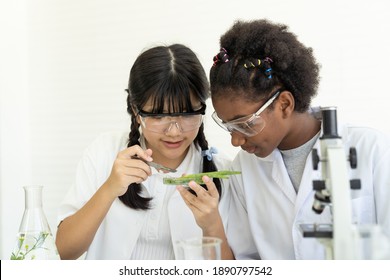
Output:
[
  {"xmin": 164, "ymin": 122, "xmax": 182, "ymax": 135},
  {"xmin": 231, "ymin": 132, "xmax": 246, "ymax": 147}
]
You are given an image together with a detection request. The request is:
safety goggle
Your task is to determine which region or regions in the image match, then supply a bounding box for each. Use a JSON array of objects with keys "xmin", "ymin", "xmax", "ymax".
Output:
[
  {"xmin": 137, "ymin": 104, "xmax": 206, "ymax": 134},
  {"xmin": 212, "ymin": 90, "xmax": 281, "ymax": 137}
]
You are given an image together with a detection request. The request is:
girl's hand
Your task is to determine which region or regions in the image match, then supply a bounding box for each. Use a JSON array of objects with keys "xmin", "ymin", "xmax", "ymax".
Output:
[
  {"xmin": 177, "ymin": 176, "xmax": 222, "ymax": 233},
  {"xmin": 104, "ymin": 145, "xmax": 153, "ymax": 197}
]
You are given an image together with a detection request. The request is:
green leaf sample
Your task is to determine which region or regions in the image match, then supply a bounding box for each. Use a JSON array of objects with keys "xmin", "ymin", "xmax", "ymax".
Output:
[{"xmin": 163, "ymin": 170, "xmax": 241, "ymax": 185}]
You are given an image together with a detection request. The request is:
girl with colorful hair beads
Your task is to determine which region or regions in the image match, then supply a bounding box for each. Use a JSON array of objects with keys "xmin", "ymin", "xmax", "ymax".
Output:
[
  {"xmin": 56, "ymin": 44, "xmax": 232, "ymax": 259},
  {"xmin": 210, "ymin": 19, "xmax": 390, "ymax": 259}
]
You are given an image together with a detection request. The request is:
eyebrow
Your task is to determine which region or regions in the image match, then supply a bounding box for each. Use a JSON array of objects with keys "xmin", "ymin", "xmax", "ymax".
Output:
[
  {"xmin": 224, "ymin": 103, "xmax": 262, "ymax": 122},
  {"xmin": 227, "ymin": 89, "xmax": 282, "ymax": 122}
]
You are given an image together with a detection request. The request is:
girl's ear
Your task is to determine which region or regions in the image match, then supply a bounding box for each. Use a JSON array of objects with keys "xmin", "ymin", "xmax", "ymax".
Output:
[{"xmin": 278, "ymin": 90, "xmax": 295, "ymax": 118}]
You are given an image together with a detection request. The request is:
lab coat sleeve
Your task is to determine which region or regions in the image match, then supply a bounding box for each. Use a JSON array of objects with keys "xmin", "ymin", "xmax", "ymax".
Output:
[
  {"xmin": 372, "ymin": 142, "xmax": 390, "ymax": 237},
  {"xmin": 56, "ymin": 146, "xmax": 99, "ymax": 225},
  {"xmin": 56, "ymin": 133, "xmax": 118, "ymax": 226},
  {"xmin": 345, "ymin": 126, "xmax": 390, "ymax": 243},
  {"xmin": 226, "ymin": 163, "xmax": 260, "ymax": 260}
]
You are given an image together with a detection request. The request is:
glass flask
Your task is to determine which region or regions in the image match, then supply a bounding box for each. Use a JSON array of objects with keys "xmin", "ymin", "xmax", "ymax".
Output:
[
  {"xmin": 175, "ymin": 237, "xmax": 222, "ymax": 260},
  {"xmin": 10, "ymin": 185, "xmax": 60, "ymax": 260}
]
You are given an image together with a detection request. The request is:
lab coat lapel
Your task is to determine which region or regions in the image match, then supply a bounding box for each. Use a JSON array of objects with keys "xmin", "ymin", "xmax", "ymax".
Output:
[
  {"xmin": 295, "ymin": 140, "xmax": 322, "ymax": 214},
  {"xmin": 271, "ymin": 150, "xmax": 296, "ymax": 204}
]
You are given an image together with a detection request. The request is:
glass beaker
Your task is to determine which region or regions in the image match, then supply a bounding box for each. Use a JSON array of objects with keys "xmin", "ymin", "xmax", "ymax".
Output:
[
  {"xmin": 176, "ymin": 236, "xmax": 222, "ymax": 260},
  {"xmin": 10, "ymin": 185, "xmax": 60, "ymax": 260}
]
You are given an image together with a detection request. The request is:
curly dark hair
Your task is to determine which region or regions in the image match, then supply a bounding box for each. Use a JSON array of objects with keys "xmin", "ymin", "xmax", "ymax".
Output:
[
  {"xmin": 210, "ymin": 19, "xmax": 321, "ymax": 112},
  {"xmin": 121, "ymin": 44, "xmax": 222, "ymax": 210}
]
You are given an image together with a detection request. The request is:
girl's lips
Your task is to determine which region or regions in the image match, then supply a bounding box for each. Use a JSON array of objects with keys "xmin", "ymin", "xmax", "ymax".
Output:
[
  {"xmin": 162, "ymin": 140, "xmax": 183, "ymax": 149},
  {"xmin": 243, "ymin": 146, "xmax": 256, "ymax": 154}
]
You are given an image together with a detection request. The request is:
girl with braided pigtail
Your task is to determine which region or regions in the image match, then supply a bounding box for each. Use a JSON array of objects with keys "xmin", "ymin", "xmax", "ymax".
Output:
[
  {"xmin": 210, "ymin": 19, "xmax": 390, "ymax": 260},
  {"xmin": 56, "ymin": 44, "xmax": 232, "ymax": 260}
]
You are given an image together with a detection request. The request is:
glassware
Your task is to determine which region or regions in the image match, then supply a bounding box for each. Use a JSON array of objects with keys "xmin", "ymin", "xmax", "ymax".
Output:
[
  {"xmin": 10, "ymin": 185, "xmax": 60, "ymax": 260},
  {"xmin": 175, "ymin": 236, "xmax": 222, "ymax": 260}
]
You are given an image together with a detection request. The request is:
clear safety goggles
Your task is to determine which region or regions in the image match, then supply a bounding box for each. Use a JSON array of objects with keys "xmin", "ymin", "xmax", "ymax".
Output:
[
  {"xmin": 212, "ymin": 90, "xmax": 281, "ymax": 137},
  {"xmin": 137, "ymin": 104, "xmax": 206, "ymax": 134}
]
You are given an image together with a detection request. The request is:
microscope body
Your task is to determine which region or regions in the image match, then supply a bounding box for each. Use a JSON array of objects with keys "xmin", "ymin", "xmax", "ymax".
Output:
[
  {"xmin": 301, "ymin": 106, "xmax": 390, "ymax": 259},
  {"xmin": 318, "ymin": 131, "xmax": 357, "ymax": 259},
  {"xmin": 304, "ymin": 107, "xmax": 359, "ymax": 259}
]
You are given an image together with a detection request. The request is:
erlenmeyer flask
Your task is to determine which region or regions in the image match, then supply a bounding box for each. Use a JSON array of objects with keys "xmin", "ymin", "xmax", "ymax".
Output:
[{"xmin": 10, "ymin": 185, "xmax": 60, "ymax": 260}]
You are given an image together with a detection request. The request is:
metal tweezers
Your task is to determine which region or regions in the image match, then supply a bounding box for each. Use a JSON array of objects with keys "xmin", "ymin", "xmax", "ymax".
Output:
[
  {"xmin": 131, "ymin": 156, "xmax": 177, "ymax": 173},
  {"xmin": 147, "ymin": 161, "xmax": 177, "ymax": 173}
]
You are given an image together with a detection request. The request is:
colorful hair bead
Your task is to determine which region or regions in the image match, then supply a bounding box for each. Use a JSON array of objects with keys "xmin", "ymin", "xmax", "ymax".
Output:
[{"xmin": 243, "ymin": 57, "xmax": 273, "ymax": 79}]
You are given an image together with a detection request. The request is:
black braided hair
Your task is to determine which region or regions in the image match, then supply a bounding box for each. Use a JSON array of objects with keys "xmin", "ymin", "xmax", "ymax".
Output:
[
  {"xmin": 120, "ymin": 44, "xmax": 221, "ymax": 210},
  {"xmin": 210, "ymin": 19, "xmax": 321, "ymax": 112},
  {"xmin": 119, "ymin": 112, "xmax": 153, "ymax": 210}
]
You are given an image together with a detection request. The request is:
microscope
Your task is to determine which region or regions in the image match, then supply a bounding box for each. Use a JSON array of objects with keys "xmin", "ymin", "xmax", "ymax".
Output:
[{"xmin": 300, "ymin": 107, "xmax": 390, "ymax": 259}]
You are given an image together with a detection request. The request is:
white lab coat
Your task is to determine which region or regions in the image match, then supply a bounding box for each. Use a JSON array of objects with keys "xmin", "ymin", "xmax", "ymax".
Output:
[
  {"xmin": 227, "ymin": 124, "xmax": 390, "ymax": 259},
  {"xmin": 57, "ymin": 131, "xmax": 231, "ymax": 259}
]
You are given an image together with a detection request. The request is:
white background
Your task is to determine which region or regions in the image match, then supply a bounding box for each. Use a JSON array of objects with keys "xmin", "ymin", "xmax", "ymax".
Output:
[{"xmin": 1, "ymin": 0, "xmax": 389, "ymax": 259}]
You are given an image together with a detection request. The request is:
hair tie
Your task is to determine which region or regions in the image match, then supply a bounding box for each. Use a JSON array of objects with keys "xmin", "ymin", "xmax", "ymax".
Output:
[
  {"xmin": 212, "ymin": 48, "xmax": 229, "ymax": 67},
  {"xmin": 201, "ymin": 147, "xmax": 218, "ymax": 161}
]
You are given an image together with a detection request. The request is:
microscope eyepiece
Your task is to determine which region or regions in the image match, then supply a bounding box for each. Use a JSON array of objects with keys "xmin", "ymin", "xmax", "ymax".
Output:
[{"xmin": 320, "ymin": 107, "xmax": 340, "ymax": 139}]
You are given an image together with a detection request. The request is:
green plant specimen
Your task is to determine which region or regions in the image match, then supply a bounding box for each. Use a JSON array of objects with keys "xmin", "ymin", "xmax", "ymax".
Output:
[
  {"xmin": 10, "ymin": 232, "xmax": 49, "ymax": 260},
  {"xmin": 163, "ymin": 170, "xmax": 241, "ymax": 185}
]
